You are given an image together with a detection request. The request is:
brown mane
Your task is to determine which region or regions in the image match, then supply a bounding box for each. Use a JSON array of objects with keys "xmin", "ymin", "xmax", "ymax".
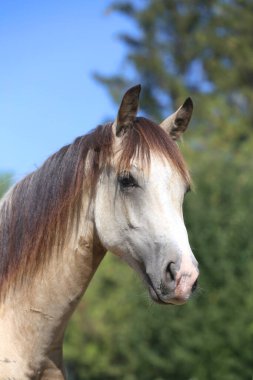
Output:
[{"xmin": 0, "ymin": 118, "xmax": 190, "ymax": 298}]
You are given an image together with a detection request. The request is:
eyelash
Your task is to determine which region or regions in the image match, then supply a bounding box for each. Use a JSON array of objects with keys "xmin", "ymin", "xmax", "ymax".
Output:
[{"xmin": 118, "ymin": 173, "xmax": 138, "ymax": 189}]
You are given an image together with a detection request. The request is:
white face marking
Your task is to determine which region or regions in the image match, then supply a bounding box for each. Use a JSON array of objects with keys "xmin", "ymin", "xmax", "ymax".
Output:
[{"xmin": 94, "ymin": 154, "xmax": 198, "ymax": 304}]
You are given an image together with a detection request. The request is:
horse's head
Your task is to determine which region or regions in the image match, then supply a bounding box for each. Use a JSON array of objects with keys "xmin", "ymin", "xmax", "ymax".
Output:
[{"xmin": 94, "ymin": 85, "xmax": 199, "ymax": 305}]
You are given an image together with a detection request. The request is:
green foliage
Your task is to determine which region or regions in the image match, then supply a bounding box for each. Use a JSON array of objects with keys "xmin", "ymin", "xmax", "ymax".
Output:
[
  {"xmin": 0, "ymin": 173, "xmax": 12, "ymax": 198},
  {"xmin": 64, "ymin": 1, "xmax": 253, "ymax": 379}
]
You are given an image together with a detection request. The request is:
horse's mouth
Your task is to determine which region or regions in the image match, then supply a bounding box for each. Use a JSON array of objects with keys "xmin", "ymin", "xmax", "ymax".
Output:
[
  {"xmin": 148, "ymin": 285, "xmax": 188, "ymax": 305},
  {"xmin": 147, "ymin": 284, "xmax": 170, "ymax": 305},
  {"xmin": 137, "ymin": 266, "xmax": 171, "ymax": 304},
  {"xmin": 144, "ymin": 272, "xmax": 178, "ymax": 305},
  {"xmin": 143, "ymin": 268, "xmax": 188, "ymax": 305}
]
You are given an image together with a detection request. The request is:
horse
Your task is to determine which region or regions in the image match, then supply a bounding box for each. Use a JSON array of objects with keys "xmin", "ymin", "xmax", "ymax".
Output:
[{"xmin": 0, "ymin": 85, "xmax": 199, "ymax": 379}]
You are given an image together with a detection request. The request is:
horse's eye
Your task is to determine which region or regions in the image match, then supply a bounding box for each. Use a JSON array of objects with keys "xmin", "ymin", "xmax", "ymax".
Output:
[{"xmin": 118, "ymin": 173, "xmax": 137, "ymax": 189}]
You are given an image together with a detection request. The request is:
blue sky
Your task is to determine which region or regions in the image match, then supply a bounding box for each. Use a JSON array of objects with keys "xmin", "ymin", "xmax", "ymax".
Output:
[{"xmin": 0, "ymin": 1, "xmax": 135, "ymax": 181}]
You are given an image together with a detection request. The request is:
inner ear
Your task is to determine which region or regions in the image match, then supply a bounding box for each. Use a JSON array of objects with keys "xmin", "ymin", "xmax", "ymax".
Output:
[
  {"xmin": 115, "ymin": 84, "xmax": 141, "ymax": 137},
  {"xmin": 175, "ymin": 117, "xmax": 184, "ymax": 127},
  {"xmin": 160, "ymin": 97, "xmax": 193, "ymax": 140}
]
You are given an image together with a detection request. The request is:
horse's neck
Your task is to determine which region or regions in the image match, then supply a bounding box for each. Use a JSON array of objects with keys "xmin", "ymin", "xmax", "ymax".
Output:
[{"xmin": 0, "ymin": 212, "xmax": 106, "ymax": 377}]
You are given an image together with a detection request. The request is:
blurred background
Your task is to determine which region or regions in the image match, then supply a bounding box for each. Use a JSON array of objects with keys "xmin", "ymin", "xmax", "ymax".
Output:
[{"xmin": 1, "ymin": 1, "xmax": 253, "ymax": 379}]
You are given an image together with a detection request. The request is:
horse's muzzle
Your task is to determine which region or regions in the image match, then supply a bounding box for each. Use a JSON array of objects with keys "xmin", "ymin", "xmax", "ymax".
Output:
[{"xmin": 147, "ymin": 263, "xmax": 199, "ymax": 305}]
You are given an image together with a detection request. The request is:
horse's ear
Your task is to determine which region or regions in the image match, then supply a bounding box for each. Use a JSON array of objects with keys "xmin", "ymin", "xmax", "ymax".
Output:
[
  {"xmin": 160, "ymin": 97, "xmax": 193, "ymax": 140},
  {"xmin": 115, "ymin": 84, "xmax": 141, "ymax": 137}
]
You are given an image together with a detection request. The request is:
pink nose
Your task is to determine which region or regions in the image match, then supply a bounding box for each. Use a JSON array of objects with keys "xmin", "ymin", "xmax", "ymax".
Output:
[
  {"xmin": 174, "ymin": 268, "xmax": 199, "ymax": 301},
  {"xmin": 164, "ymin": 259, "xmax": 199, "ymax": 299}
]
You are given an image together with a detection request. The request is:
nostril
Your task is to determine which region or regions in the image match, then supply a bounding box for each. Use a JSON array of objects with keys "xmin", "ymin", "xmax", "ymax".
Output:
[
  {"xmin": 165, "ymin": 261, "xmax": 176, "ymax": 281},
  {"xmin": 191, "ymin": 279, "xmax": 198, "ymax": 293}
]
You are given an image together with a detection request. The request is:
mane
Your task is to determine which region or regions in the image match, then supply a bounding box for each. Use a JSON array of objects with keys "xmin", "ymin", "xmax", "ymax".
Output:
[{"xmin": 0, "ymin": 118, "xmax": 190, "ymax": 298}]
